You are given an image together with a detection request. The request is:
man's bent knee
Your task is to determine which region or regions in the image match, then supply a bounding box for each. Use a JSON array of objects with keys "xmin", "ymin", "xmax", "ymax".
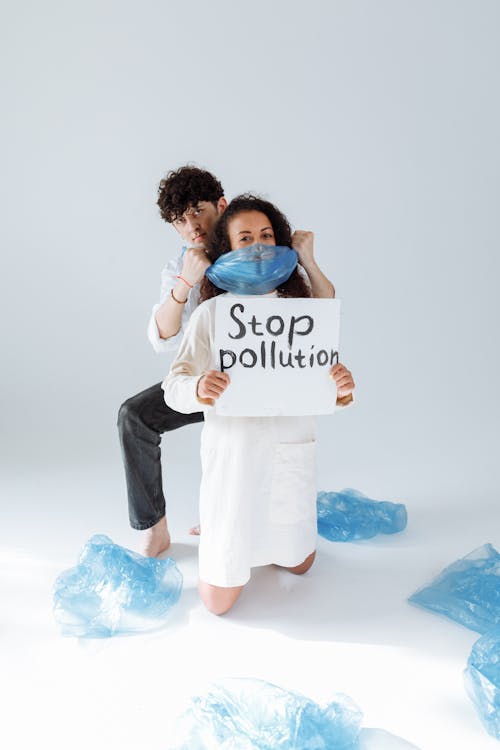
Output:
[{"xmin": 117, "ymin": 397, "xmax": 140, "ymax": 434}]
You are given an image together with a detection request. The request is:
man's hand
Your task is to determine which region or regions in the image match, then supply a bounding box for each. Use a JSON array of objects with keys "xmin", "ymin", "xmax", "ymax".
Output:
[
  {"xmin": 197, "ymin": 370, "xmax": 230, "ymax": 404},
  {"xmin": 330, "ymin": 362, "xmax": 355, "ymax": 400},
  {"xmin": 180, "ymin": 247, "xmax": 211, "ymax": 287},
  {"xmin": 291, "ymin": 230, "xmax": 316, "ymax": 269},
  {"xmin": 291, "ymin": 229, "xmax": 335, "ymax": 298}
]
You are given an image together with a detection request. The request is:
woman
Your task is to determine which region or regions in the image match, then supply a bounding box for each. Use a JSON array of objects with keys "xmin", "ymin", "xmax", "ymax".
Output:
[{"xmin": 162, "ymin": 195, "xmax": 355, "ymax": 615}]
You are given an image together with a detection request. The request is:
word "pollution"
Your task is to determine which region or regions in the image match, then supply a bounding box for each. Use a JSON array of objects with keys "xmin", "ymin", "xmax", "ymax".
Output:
[{"xmin": 219, "ymin": 303, "xmax": 338, "ymax": 372}]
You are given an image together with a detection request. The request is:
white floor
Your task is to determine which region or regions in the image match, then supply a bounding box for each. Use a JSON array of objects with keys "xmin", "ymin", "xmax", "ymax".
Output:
[{"xmin": 2, "ymin": 451, "xmax": 499, "ymax": 750}]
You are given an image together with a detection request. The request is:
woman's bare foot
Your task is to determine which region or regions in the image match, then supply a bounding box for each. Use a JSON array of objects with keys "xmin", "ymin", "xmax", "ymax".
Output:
[
  {"xmin": 142, "ymin": 516, "xmax": 171, "ymax": 557},
  {"xmin": 189, "ymin": 524, "xmax": 201, "ymax": 536}
]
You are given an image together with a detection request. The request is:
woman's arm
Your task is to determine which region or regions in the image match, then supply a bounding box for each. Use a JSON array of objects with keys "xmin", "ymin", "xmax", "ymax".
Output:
[{"xmin": 162, "ymin": 302, "xmax": 215, "ymax": 413}]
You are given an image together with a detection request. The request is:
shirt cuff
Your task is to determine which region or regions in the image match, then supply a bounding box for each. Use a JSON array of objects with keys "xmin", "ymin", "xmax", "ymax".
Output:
[{"xmin": 162, "ymin": 374, "xmax": 208, "ymax": 414}]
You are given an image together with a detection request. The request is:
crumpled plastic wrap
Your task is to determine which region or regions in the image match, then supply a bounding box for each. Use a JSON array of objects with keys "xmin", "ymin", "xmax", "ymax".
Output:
[
  {"xmin": 170, "ymin": 678, "xmax": 363, "ymax": 750},
  {"xmin": 53, "ymin": 534, "xmax": 182, "ymax": 637},
  {"xmin": 464, "ymin": 632, "xmax": 500, "ymax": 740},
  {"xmin": 317, "ymin": 488, "xmax": 407, "ymax": 542},
  {"xmin": 205, "ymin": 244, "xmax": 298, "ymax": 295},
  {"xmin": 409, "ymin": 544, "xmax": 500, "ymax": 634}
]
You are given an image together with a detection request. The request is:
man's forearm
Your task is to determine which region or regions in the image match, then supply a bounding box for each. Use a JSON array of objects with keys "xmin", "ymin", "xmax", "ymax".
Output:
[
  {"xmin": 291, "ymin": 231, "xmax": 335, "ymax": 299},
  {"xmin": 302, "ymin": 261, "xmax": 335, "ymax": 299},
  {"xmin": 155, "ymin": 281, "xmax": 189, "ymax": 339}
]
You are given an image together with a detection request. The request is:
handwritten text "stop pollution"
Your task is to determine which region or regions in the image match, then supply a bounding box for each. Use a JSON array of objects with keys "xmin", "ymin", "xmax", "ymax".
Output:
[{"xmin": 219, "ymin": 303, "xmax": 339, "ymax": 372}]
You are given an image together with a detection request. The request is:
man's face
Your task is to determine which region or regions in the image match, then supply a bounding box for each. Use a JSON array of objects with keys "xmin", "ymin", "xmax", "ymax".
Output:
[{"xmin": 172, "ymin": 198, "xmax": 227, "ymax": 247}]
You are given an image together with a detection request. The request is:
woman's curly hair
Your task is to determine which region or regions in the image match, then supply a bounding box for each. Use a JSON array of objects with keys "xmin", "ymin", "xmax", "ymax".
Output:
[
  {"xmin": 157, "ymin": 165, "xmax": 224, "ymax": 223},
  {"xmin": 199, "ymin": 194, "xmax": 311, "ymax": 303}
]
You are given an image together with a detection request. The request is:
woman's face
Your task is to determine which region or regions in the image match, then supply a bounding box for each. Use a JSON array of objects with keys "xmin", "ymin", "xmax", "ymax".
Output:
[{"xmin": 227, "ymin": 210, "xmax": 276, "ymax": 250}]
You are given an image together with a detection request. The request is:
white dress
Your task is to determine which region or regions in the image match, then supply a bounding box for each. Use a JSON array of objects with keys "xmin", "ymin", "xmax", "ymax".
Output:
[{"xmin": 162, "ymin": 293, "xmax": 322, "ymax": 588}]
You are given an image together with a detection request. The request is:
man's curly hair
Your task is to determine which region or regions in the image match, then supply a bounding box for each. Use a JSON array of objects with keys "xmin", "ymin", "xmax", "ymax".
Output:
[
  {"xmin": 199, "ymin": 194, "xmax": 311, "ymax": 302},
  {"xmin": 157, "ymin": 165, "xmax": 224, "ymax": 223}
]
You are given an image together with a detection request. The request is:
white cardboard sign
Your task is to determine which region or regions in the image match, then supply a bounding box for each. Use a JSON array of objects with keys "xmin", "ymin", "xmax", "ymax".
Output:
[{"xmin": 214, "ymin": 297, "xmax": 341, "ymax": 416}]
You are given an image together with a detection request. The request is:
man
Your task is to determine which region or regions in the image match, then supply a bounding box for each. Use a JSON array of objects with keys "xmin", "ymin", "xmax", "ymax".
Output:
[{"xmin": 118, "ymin": 165, "xmax": 336, "ymax": 557}]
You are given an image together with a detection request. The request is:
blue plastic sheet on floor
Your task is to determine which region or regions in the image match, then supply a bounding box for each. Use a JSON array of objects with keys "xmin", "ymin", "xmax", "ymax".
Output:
[
  {"xmin": 317, "ymin": 488, "xmax": 407, "ymax": 542},
  {"xmin": 464, "ymin": 632, "xmax": 500, "ymax": 740},
  {"xmin": 408, "ymin": 543, "xmax": 500, "ymax": 634},
  {"xmin": 170, "ymin": 678, "xmax": 363, "ymax": 750},
  {"xmin": 53, "ymin": 534, "xmax": 182, "ymax": 638}
]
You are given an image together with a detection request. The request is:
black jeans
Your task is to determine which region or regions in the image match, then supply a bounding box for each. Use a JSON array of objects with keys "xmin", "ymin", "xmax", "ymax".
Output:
[{"xmin": 117, "ymin": 383, "xmax": 204, "ymax": 530}]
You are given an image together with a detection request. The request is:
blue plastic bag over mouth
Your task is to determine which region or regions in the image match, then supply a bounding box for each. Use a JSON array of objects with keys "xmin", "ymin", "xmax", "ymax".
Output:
[
  {"xmin": 205, "ymin": 243, "xmax": 298, "ymax": 295},
  {"xmin": 53, "ymin": 534, "xmax": 182, "ymax": 638},
  {"xmin": 409, "ymin": 543, "xmax": 500, "ymax": 634},
  {"xmin": 170, "ymin": 678, "xmax": 363, "ymax": 750}
]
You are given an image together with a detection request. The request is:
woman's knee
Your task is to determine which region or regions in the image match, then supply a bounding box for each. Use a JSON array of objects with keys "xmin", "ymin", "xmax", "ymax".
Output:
[
  {"xmin": 198, "ymin": 581, "xmax": 244, "ymax": 615},
  {"xmin": 286, "ymin": 550, "xmax": 316, "ymax": 575}
]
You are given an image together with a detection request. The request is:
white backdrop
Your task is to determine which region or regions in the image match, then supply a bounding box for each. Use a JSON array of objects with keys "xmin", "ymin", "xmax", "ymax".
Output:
[
  {"xmin": 2, "ymin": 0, "xmax": 499, "ymax": 502},
  {"xmin": 2, "ymin": 0, "xmax": 499, "ymax": 505}
]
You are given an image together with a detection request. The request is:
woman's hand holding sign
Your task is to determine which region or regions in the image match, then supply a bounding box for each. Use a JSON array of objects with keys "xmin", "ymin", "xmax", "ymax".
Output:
[
  {"xmin": 330, "ymin": 363, "xmax": 355, "ymax": 404},
  {"xmin": 197, "ymin": 370, "xmax": 230, "ymax": 405},
  {"xmin": 196, "ymin": 361, "xmax": 353, "ymax": 408}
]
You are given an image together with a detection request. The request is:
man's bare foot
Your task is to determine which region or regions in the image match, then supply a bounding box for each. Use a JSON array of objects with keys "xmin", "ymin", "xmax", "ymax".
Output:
[
  {"xmin": 189, "ymin": 525, "xmax": 201, "ymax": 536},
  {"xmin": 142, "ymin": 516, "xmax": 171, "ymax": 557}
]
